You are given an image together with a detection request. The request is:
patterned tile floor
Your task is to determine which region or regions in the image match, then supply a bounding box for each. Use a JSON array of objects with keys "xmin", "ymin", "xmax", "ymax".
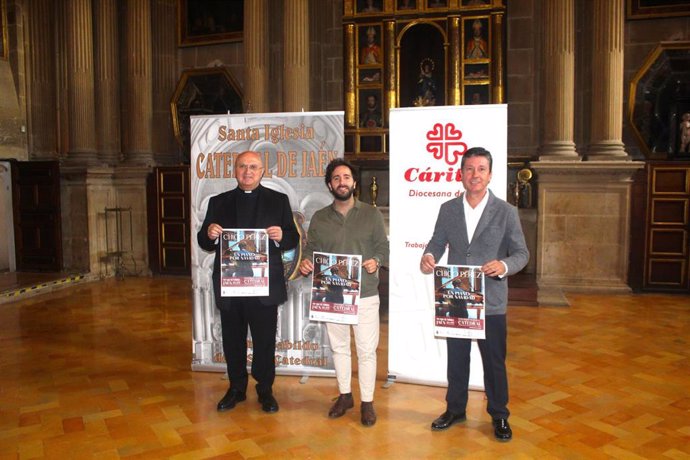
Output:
[{"xmin": 0, "ymin": 277, "xmax": 688, "ymax": 459}]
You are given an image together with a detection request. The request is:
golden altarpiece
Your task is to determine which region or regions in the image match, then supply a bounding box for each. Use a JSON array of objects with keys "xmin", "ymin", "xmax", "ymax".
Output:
[{"xmin": 343, "ymin": 0, "xmax": 506, "ymax": 160}]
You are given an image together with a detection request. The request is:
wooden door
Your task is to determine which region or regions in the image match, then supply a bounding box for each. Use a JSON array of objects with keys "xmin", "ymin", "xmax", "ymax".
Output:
[
  {"xmin": 11, "ymin": 160, "xmax": 63, "ymax": 271},
  {"xmin": 644, "ymin": 162, "xmax": 690, "ymax": 291},
  {"xmin": 147, "ymin": 166, "xmax": 190, "ymax": 275}
]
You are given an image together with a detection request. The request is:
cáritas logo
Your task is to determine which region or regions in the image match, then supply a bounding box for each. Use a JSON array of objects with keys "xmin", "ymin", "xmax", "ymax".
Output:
[
  {"xmin": 404, "ymin": 122, "xmax": 467, "ymax": 183},
  {"xmin": 426, "ymin": 122, "xmax": 467, "ymax": 165}
]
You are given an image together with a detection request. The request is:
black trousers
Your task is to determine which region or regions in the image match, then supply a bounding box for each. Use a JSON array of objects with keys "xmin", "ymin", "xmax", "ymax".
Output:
[
  {"xmin": 445, "ymin": 314, "xmax": 509, "ymax": 419},
  {"xmin": 219, "ymin": 299, "xmax": 278, "ymax": 396}
]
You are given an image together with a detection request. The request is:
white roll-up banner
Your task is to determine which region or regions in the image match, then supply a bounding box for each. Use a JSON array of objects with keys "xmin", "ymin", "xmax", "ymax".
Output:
[{"xmin": 388, "ymin": 104, "xmax": 508, "ymax": 389}]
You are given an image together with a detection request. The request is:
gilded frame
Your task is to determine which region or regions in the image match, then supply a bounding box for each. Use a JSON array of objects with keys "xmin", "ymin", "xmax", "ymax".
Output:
[
  {"xmin": 178, "ymin": 0, "xmax": 243, "ymax": 47},
  {"xmin": 395, "ymin": 20, "xmax": 448, "ymax": 108},
  {"xmin": 626, "ymin": 0, "xmax": 690, "ymax": 20},
  {"xmin": 170, "ymin": 67, "xmax": 244, "ymax": 162},
  {"xmin": 1, "ymin": 0, "xmax": 8, "ymax": 60},
  {"xmin": 357, "ymin": 0, "xmax": 384, "ymax": 14},
  {"xmin": 628, "ymin": 41, "xmax": 690, "ymax": 159}
]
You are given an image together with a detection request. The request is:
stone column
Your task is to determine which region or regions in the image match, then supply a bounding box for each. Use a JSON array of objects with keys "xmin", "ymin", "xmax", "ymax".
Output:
[
  {"xmin": 94, "ymin": 0, "xmax": 121, "ymax": 165},
  {"xmin": 539, "ymin": 0, "xmax": 578, "ymax": 160},
  {"xmin": 244, "ymin": 0, "xmax": 269, "ymax": 113},
  {"xmin": 122, "ymin": 0, "xmax": 154, "ymax": 165},
  {"xmin": 57, "ymin": 1, "xmax": 70, "ymax": 157},
  {"xmin": 65, "ymin": 0, "xmax": 97, "ymax": 165},
  {"xmin": 25, "ymin": 0, "xmax": 58, "ymax": 159},
  {"xmin": 283, "ymin": 0, "xmax": 310, "ymax": 112},
  {"xmin": 151, "ymin": 0, "xmax": 177, "ymax": 164},
  {"xmin": 586, "ymin": 0, "xmax": 628, "ymax": 160}
]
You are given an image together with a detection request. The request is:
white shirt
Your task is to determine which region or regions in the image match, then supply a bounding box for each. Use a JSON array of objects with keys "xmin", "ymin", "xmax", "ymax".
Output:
[
  {"xmin": 463, "ymin": 191, "xmax": 489, "ymax": 243},
  {"xmin": 463, "ymin": 191, "xmax": 508, "ymax": 277}
]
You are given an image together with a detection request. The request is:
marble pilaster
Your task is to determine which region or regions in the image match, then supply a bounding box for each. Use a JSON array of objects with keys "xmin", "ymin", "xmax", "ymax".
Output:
[
  {"xmin": 586, "ymin": 0, "xmax": 628, "ymax": 160},
  {"xmin": 151, "ymin": 0, "xmax": 177, "ymax": 164},
  {"xmin": 539, "ymin": 0, "xmax": 578, "ymax": 160},
  {"xmin": 244, "ymin": 0, "xmax": 269, "ymax": 112},
  {"xmin": 94, "ymin": 0, "xmax": 121, "ymax": 165},
  {"xmin": 25, "ymin": 0, "xmax": 58, "ymax": 159},
  {"xmin": 65, "ymin": 0, "xmax": 97, "ymax": 165},
  {"xmin": 122, "ymin": 0, "xmax": 154, "ymax": 165},
  {"xmin": 283, "ymin": 0, "xmax": 310, "ymax": 112}
]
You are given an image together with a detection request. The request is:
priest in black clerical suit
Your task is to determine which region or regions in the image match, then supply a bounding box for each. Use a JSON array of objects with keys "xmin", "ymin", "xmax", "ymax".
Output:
[{"xmin": 197, "ymin": 151, "xmax": 299, "ymax": 414}]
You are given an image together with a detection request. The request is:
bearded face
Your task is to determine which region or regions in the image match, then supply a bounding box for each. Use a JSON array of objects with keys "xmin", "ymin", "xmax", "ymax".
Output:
[{"xmin": 328, "ymin": 165, "xmax": 356, "ymax": 201}]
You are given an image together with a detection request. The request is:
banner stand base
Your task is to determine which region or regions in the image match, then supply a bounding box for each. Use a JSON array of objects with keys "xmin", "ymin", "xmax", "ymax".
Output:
[{"xmin": 382, "ymin": 374, "xmax": 396, "ymax": 389}]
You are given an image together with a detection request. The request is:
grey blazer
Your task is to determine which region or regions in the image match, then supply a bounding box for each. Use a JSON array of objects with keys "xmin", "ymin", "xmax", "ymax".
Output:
[{"xmin": 425, "ymin": 190, "xmax": 529, "ymax": 315}]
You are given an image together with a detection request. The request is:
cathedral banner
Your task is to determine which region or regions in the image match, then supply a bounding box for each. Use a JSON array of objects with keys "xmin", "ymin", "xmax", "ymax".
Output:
[
  {"xmin": 388, "ymin": 104, "xmax": 507, "ymax": 389},
  {"xmin": 190, "ymin": 111, "xmax": 344, "ymax": 377}
]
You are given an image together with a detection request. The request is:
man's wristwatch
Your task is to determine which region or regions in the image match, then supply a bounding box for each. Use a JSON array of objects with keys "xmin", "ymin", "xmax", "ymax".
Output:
[{"xmin": 372, "ymin": 256, "xmax": 381, "ymax": 268}]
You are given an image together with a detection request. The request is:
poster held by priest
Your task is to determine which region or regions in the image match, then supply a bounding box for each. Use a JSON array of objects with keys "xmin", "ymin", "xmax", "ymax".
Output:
[
  {"xmin": 309, "ymin": 252, "xmax": 362, "ymax": 325},
  {"xmin": 220, "ymin": 229, "xmax": 269, "ymax": 297},
  {"xmin": 434, "ymin": 265, "xmax": 485, "ymax": 340}
]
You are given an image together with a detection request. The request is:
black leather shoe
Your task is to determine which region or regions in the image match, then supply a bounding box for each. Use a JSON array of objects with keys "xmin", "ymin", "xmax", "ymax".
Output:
[
  {"xmin": 431, "ymin": 411, "xmax": 467, "ymax": 431},
  {"xmin": 493, "ymin": 418, "xmax": 512, "ymax": 441},
  {"xmin": 217, "ymin": 388, "xmax": 246, "ymax": 412},
  {"xmin": 258, "ymin": 393, "xmax": 279, "ymax": 413},
  {"xmin": 431, "ymin": 411, "xmax": 466, "ymax": 431}
]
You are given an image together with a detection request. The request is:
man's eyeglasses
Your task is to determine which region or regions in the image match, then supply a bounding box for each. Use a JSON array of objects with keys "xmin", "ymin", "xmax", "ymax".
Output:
[{"xmin": 236, "ymin": 164, "xmax": 263, "ymax": 171}]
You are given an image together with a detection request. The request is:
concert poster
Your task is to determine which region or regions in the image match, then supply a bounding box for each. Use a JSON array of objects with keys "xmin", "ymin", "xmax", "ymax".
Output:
[
  {"xmin": 309, "ymin": 252, "xmax": 362, "ymax": 325},
  {"xmin": 433, "ymin": 264, "xmax": 486, "ymax": 339},
  {"xmin": 220, "ymin": 229, "xmax": 269, "ymax": 296}
]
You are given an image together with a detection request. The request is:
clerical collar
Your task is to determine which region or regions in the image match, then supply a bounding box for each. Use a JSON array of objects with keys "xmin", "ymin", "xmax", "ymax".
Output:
[{"xmin": 238, "ymin": 187, "xmax": 260, "ymax": 198}]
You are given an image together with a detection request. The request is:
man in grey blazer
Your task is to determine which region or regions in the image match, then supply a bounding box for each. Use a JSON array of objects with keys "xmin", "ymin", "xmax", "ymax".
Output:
[{"xmin": 420, "ymin": 146, "xmax": 529, "ymax": 441}]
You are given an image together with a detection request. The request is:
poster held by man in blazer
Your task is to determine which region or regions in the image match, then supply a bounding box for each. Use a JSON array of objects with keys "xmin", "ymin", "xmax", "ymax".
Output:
[
  {"xmin": 197, "ymin": 151, "xmax": 300, "ymax": 414},
  {"xmin": 420, "ymin": 147, "xmax": 529, "ymax": 441}
]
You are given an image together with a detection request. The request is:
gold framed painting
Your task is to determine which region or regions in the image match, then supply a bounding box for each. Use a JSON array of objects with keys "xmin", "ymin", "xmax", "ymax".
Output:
[
  {"xmin": 628, "ymin": 41, "xmax": 690, "ymax": 158},
  {"xmin": 170, "ymin": 67, "xmax": 244, "ymax": 162},
  {"xmin": 627, "ymin": 0, "xmax": 690, "ymax": 20},
  {"xmin": 178, "ymin": 0, "xmax": 243, "ymax": 47},
  {"xmin": 357, "ymin": 0, "xmax": 383, "ymax": 14}
]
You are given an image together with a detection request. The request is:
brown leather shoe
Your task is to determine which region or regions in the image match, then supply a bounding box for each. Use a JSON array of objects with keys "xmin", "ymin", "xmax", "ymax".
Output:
[
  {"xmin": 360, "ymin": 401, "xmax": 377, "ymax": 426},
  {"xmin": 328, "ymin": 393, "xmax": 354, "ymax": 418}
]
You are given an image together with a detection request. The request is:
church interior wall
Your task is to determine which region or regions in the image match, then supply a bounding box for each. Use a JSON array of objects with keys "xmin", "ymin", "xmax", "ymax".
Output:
[
  {"xmin": 0, "ymin": 0, "xmax": 688, "ymax": 291},
  {"xmin": 506, "ymin": 0, "xmax": 539, "ymax": 158},
  {"xmin": 0, "ymin": 0, "xmax": 27, "ymax": 161}
]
